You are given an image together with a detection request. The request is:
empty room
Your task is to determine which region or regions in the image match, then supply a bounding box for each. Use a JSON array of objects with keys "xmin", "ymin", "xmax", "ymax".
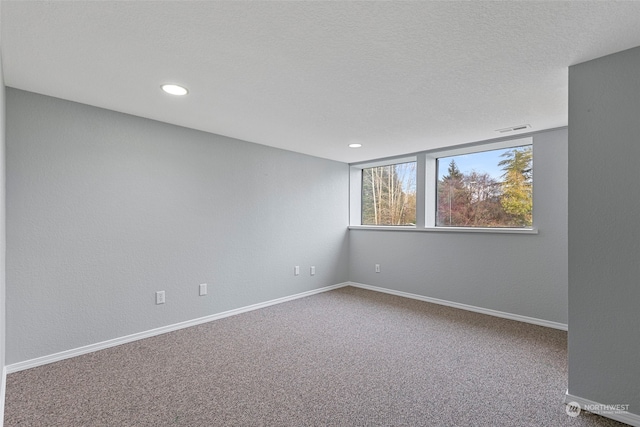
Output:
[{"xmin": 0, "ymin": 1, "xmax": 639, "ymax": 426}]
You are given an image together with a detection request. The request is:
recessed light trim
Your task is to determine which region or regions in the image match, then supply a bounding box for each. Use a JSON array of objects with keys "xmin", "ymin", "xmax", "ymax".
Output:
[
  {"xmin": 348, "ymin": 143, "xmax": 363, "ymax": 148},
  {"xmin": 161, "ymin": 84, "xmax": 189, "ymax": 96}
]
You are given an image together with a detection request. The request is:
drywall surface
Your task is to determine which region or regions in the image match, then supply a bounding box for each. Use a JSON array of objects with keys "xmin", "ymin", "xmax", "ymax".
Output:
[
  {"xmin": 568, "ymin": 47, "xmax": 640, "ymax": 415},
  {"xmin": 349, "ymin": 128, "xmax": 568, "ymax": 324},
  {"xmin": 0, "ymin": 29, "xmax": 7, "ymax": 426},
  {"xmin": 5, "ymin": 89, "xmax": 349, "ymax": 364}
]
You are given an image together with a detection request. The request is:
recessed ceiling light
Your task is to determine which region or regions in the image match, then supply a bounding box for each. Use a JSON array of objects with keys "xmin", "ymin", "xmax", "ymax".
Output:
[
  {"xmin": 161, "ymin": 84, "xmax": 188, "ymax": 96},
  {"xmin": 348, "ymin": 143, "xmax": 362, "ymax": 148}
]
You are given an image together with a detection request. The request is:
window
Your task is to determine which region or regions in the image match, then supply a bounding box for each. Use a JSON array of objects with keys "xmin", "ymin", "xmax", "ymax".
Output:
[
  {"xmin": 350, "ymin": 136, "xmax": 534, "ymax": 232},
  {"xmin": 361, "ymin": 161, "xmax": 416, "ymax": 226},
  {"xmin": 436, "ymin": 144, "xmax": 532, "ymax": 228},
  {"xmin": 349, "ymin": 156, "xmax": 417, "ymax": 227}
]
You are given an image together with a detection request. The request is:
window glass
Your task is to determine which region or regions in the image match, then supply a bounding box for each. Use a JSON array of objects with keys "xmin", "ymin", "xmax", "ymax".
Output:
[
  {"xmin": 362, "ymin": 161, "xmax": 416, "ymax": 226},
  {"xmin": 436, "ymin": 145, "xmax": 532, "ymax": 227}
]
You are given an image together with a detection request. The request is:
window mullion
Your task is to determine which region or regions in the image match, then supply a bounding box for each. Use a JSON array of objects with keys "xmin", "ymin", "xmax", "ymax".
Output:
[
  {"xmin": 415, "ymin": 154, "xmax": 426, "ymax": 228},
  {"xmin": 425, "ymin": 154, "xmax": 437, "ymax": 227}
]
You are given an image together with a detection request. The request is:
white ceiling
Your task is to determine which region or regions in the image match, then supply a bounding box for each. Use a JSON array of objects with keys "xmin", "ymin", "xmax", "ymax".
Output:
[{"xmin": 3, "ymin": 1, "xmax": 640, "ymax": 163}]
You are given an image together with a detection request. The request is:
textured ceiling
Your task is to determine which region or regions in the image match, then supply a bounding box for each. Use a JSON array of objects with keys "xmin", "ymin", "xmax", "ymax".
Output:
[{"xmin": 3, "ymin": 1, "xmax": 640, "ymax": 163}]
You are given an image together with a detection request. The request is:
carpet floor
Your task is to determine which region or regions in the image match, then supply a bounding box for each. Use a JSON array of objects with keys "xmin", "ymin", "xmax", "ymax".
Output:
[{"xmin": 3, "ymin": 286, "xmax": 629, "ymax": 426}]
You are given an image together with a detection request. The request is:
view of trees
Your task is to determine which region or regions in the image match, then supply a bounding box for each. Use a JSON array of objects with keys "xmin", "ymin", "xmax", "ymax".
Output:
[
  {"xmin": 360, "ymin": 145, "xmax": 532, "ymax": 228},
  {"xmin": 362, "ymin": 162, "xmax": 416, "ymax": 225},
  {"xmin": 436, "ymin": 146, "xmax": 532, "ymax": 227}
]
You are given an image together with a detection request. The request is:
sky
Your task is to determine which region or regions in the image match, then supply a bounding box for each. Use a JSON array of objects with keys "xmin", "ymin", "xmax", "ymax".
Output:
[
  {"xmin": 378, "ymin": 144, "xmax": 531, "ymax": 193},
  {"xmin": 437, "ymin": 146, "xmax": 524, "ymax": 181}
]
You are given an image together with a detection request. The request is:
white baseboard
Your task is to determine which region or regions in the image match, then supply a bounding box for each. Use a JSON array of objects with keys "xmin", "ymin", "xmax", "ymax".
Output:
[
  {"xmin": 565, "ymin": 391, "xmax": 640, "ymax": 426},
  {"xmin": 347, "ymin": 282, "xmax": 568, "ymax": 331},
  {"xmin": 5, "ymin": 282, "xmax": 350, "ymax": 374},
  {"xmin": 5, "ymin": 281, "xmax": 567, "ymax": 374}
]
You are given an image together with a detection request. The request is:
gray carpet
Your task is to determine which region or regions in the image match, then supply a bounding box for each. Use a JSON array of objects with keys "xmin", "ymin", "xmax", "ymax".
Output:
[{"xmin": 4, "ymin": 286, "xmax": 628, "ymax": 426}]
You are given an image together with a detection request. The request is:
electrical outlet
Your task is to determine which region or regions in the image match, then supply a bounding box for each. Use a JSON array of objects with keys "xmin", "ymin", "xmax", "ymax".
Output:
[
  {"xmin": 294, "ymin": 266, "xmax": 300, "ymax": 276},
  {"xmin": 375, "ymin": 264, "xmax": 380, "ymax": 273},
  {"xmin": 199, "ymin": 283, "xmax": 207, "ymax": 296},
  {"xmin": 310, "ymin": 266, "xmax": 316, "ymax": 276},
  {"xmin": 156, "ymin": 290, "xmax": 165, "ymax": 305}
]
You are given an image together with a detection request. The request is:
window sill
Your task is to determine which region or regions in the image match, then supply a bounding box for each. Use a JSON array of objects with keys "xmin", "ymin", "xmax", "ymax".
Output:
[{"xmin": 348, "ymin": 225, "xmax": 538, "ymax": 234}]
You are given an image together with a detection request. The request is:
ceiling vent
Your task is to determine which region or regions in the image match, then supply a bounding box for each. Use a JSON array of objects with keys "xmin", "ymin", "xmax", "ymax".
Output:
[{"xmin": 496, "ymin": 124, "xmax": 531, "ymax": 133}]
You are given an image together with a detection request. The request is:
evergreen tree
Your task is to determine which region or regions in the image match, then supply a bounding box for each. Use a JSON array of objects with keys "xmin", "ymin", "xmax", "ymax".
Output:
[
  {"xmin": 442, "ymin": 159, "xmax": 463, "ymax": 182},
  {"xmin": 498, "ymin": 147, "xmax": 533, "ymax": 226},
  {"xmin": 437, "ymin": 159, "xmax": 469, "ymax": 226}
]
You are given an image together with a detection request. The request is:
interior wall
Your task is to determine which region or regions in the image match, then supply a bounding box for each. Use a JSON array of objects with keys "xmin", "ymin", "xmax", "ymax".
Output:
[
  {"xmin": 568, "ymin": 47, "xmax": 640, "ymax": 415},
  {"xmin": 349, "ymin": 128, "xmax": 568, "ymax": 324},
  {"xmin": 0, "ymin": 58, "xmax": 5, "ymax": 371},
  {"xmin": 5, "ymin": 88, "xmax": 349, "ymax": 365},
  {"xmin": 0, "ymin": 7, "xmax": 7, "ymax": 425}
]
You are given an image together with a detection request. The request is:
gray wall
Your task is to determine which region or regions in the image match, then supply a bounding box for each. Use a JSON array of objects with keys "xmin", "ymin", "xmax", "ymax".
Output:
[
  {"xmin": 4, "ymin": 88, "xmax": 570, "ymax": 369},
  {"xmin": 5, "ymin": 89, "xmax": 349, "ymax": 364},
  {"xmin": 349, "ymin": 128, "xmax": 568, "ymax": 324},
  {"xmin": 568, "ymin": 47, "xmax": 640, "ymax": 414},
  {"xmin": 0, "ymin": 17, "xmax": 6, "ymax": 424}
]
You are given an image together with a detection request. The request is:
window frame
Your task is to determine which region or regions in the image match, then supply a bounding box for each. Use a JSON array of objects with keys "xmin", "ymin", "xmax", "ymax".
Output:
[
  {"xmin": 349, "ymin": 136, "xmax": 537, "ymax": 234},
  {"xmin": 427, "ymin": 136, "xmax": 533, "ymax": 231},
  {"xmin": 349, "ymin": 155, "xmax": 418, "ymax": 228}
]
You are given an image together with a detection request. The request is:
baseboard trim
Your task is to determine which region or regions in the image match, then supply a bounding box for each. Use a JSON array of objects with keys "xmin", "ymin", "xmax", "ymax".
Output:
[
  {"xmin": 5, "ymin": 281, "xmax": 567, "ymax": 373},
  {"xmin": 347, "ymin": 282, "xmax": 568, "ymax": 331},
  {"xmin": 565, "ymin": 391, "xmax": 640, "ymax": 426},
  {"xmin": 6, "ymin": 282, "xmax": 350, "ymax": 374}
]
